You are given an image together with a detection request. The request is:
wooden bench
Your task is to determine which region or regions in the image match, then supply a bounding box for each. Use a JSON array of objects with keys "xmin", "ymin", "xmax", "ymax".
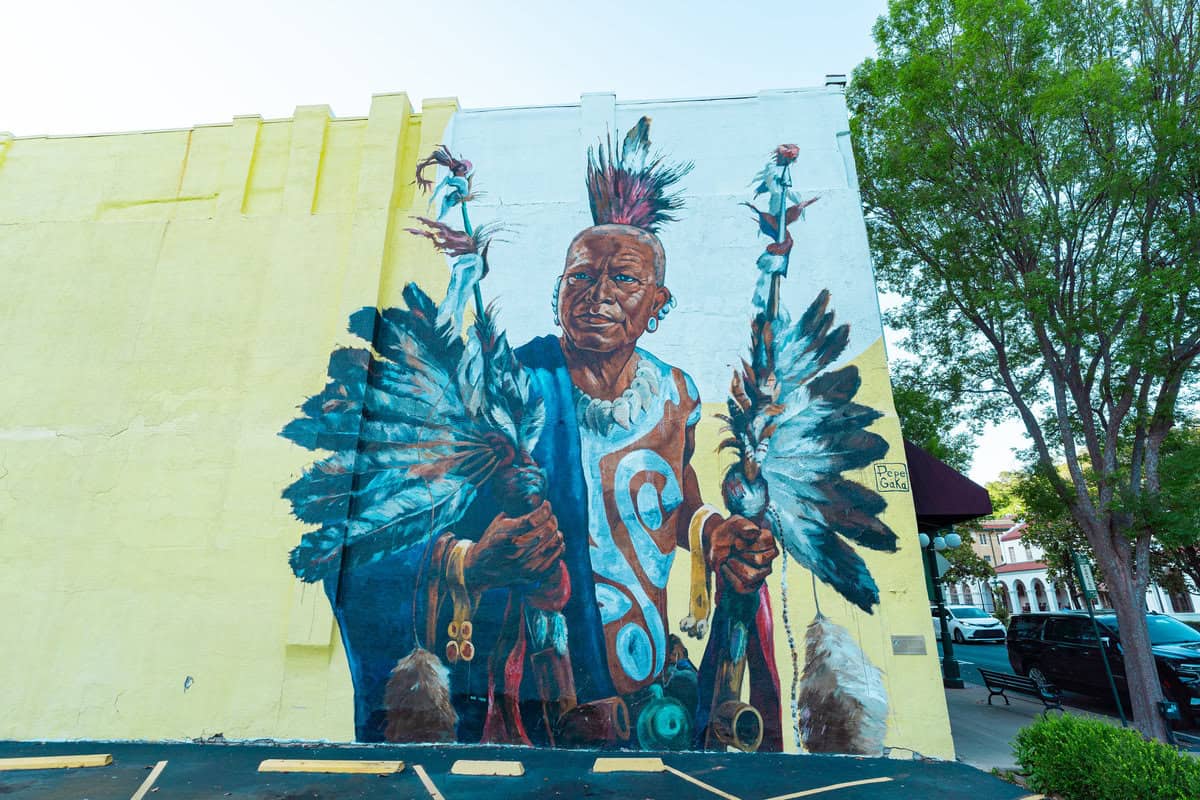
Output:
[{"xmin": 978, "ymin": 668, "xmax": 1063, "ymax": 710}]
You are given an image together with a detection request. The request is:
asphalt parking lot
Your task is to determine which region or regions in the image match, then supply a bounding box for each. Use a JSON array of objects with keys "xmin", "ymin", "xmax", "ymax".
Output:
[{"xmin": 0, "ymin": 740, "xmax": 1035, "ymax": 800}]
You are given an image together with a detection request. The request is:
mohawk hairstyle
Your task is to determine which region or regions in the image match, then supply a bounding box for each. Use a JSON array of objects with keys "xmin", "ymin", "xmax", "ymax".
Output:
[{"xmin": 586, "ymin": 116, "xmax": 693, "ymax": 233}]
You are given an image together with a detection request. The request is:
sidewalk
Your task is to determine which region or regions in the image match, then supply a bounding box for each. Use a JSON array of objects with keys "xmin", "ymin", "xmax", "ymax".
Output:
[
  {"xmin": 942, "ymin": 681, "xmax": 1200, "ymax": 771},
  {"xmin": 944, "ymin": 682, "xmax": 1063, "ymax": 771}
]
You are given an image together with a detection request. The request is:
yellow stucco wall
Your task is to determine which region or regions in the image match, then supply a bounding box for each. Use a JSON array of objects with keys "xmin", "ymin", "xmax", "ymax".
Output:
[
  {"xmin": 0, "ymin": 94, "xmax": 458, "ymax": 741},
  {"xmin": 0, "ymin": 95, "xmax": 952, "ymax": 757}
]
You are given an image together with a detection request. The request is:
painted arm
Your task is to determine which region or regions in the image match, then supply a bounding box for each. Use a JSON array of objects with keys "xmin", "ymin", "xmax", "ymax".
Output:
[{"xmin": 677, "ymin": 423, "xmax": 779, "ymax": 594}]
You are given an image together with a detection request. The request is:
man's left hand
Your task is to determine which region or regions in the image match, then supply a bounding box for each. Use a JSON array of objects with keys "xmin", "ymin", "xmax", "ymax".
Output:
[{"xmin": 707, "ymin": 515, "xmax": 779, "ymax": 595}]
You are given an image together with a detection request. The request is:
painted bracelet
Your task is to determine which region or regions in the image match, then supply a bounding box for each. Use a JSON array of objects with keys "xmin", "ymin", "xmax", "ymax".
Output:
[
  {"xmin": 680, "ymin": 504, "xmax": 720, "ymax": 639},
  {"xmin": 445, "ymin": 540, "xmax": 475, "ymax": 663}
]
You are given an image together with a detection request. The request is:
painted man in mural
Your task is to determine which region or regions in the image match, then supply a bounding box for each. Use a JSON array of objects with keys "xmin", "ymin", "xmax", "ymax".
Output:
[{"xmin": 288, "ymin": 120, "xmax": 782, "ymax": 751}]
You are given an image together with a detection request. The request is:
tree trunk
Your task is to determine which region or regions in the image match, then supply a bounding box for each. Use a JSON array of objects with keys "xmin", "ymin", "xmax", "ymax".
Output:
[
  {"xmin": 1065, "ymin": 574, "xmax": 1080, "ymax": 610},
  {"xmin": 1096, "ymin": 546, "xmax": 1168, "ymax": 742}
]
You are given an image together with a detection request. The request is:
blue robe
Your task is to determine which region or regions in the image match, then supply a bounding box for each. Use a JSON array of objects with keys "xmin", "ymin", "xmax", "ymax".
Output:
[{"xmin": 327, "ymin": 335, "xmax": 615, "ymax": 742}]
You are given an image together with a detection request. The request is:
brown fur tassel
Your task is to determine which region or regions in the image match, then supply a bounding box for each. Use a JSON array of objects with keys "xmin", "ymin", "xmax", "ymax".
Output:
[{"xmin": 383, "ymin": 647, "xmax": 458, "ymax": 743}]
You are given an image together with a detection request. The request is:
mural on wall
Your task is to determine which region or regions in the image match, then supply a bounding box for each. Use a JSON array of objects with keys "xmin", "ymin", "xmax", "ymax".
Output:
[{"xmin": 280, "ymin": 118, "xmax": 896, "ymax": 753}]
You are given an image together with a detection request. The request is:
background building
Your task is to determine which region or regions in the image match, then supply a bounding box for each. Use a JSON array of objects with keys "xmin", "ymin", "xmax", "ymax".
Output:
[{"xmin": 942, "ymin": 518, "xmax": 1200, "ymax": 618}]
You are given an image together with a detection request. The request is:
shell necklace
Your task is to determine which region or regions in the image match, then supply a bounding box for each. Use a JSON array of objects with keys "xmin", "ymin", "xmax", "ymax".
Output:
[{"xmin": 573, "ymin": 357, "xmax": 660, "ymax": 435}]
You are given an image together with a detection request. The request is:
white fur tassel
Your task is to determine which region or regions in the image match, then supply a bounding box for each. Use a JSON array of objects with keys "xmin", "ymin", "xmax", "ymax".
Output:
[
  {"xmin": 383, "ymin": 647, "xmax": 458, "ymax": 743},
  {"xmin": 798, "ymin": 614, "xmax": 889, "ymax": 755}
]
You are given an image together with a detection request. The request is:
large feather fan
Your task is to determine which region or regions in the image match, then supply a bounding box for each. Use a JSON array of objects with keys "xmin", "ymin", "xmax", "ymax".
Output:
[
  {"xmin": 280, "ymin": 283, "xmax": 544, "ymax": 582},
  {"xmin": 722, "ymin": 290, "xmax": 898, "ymax": 613}
]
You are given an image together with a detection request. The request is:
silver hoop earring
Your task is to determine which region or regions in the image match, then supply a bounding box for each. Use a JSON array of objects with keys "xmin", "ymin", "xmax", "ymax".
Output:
[{"xmin": 646, "ymin": 316, "xmax": 658, "ymax": 333}]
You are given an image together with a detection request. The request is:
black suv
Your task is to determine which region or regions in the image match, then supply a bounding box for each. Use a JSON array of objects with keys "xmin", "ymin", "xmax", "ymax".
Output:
[{"xmin": 1007, "ymin": 611, "xmax": 1200, "ymax": 724}]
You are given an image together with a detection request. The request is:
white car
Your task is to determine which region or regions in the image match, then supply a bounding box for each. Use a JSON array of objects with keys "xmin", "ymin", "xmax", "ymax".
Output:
[{"xmin": 932, "ymin": 605, "xmax": 1006, "ymax": 643}]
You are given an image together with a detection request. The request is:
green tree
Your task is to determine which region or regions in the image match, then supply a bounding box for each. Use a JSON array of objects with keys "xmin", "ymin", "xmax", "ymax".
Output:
[
  {"xmin": 984, "ymin": 471, "xmax": 1028, "ymax": 519},
  {"xmin": 988, "ymin": 426, "xmax": 1200, "ymax": 600},
  {"xmin": 1142, "ymin": 423, "xmax": 1200, "ymax": 589},
  {"xmin": 940, "ymin": 528, "xmax": 997, "ymax": 584},
  {"xmin": 890, "ymin": 359, "xmax": 979, "ymax": 472},
  {"xmin": 999, "ymin": 463, "xmax": 1090, "ymax": 601},
  {"xmin": 851, "ymin": 0, "xmax": 1200, "ymax": 741}
]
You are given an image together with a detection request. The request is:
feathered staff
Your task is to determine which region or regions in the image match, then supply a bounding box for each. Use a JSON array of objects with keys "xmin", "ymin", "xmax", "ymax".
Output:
[
  {"xmin": 282, "ymin": 146, "xmax": 572, "ymax": 744},
  {"xmin": 412, "ymin": 146, "xmax": 490, "ymax": 333},
  {"xmin": 718, "ymin": 145, "xmax": 896, "ymax": 755},
  {"xmin": 412, "ymin": 145, "xmax": 580, "ymax": 743}
]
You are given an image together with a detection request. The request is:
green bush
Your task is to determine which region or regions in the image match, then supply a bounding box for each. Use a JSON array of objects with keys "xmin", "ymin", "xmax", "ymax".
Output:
[
  {"xmin": 993, "ymin": 604, "xmax": 1011, "ymax": 628},
  {"xmin": 1013, "ymin": 712, "xmax": 1200, "ymax": 800}
]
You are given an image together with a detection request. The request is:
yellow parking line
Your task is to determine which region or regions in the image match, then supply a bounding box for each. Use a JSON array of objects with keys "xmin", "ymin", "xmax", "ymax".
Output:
[
  {"xmin": 130, "ymin": 761, "xmax": 167, "ymax": 800},
  {"xmin": 257, "ymin": 758, "xmax": 404, "ymax": 774},
  {"xmin": 0, "ymin": 754, "xmax": 112, "ymax": 770},
  {"xmin": 664, "ymin": 765, "xmax": 743, "ymax": 800},
  {"xmin": 592, "ymin": 756, "xmax": 666, "ymax": 773},
  {"xmin": 413, "ymin": 764, "xmax": 447, "ymax": 800},
  {"xmin": 450, "ymin": 759, "xmax": 524, "ymax": 776},
  {"xmin": 763, "ymin": 776, "xmax": 893, "ymax": 800}
]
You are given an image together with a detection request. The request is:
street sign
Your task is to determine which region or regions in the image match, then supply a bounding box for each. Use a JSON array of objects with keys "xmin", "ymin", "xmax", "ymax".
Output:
[
  {"xmin": 1069, "ymin": 549, "xmax": 1127, "ymax": 726},
  {"xmin": 1073, "ymin": 553, "xmax": 1099, "ymax": 601}
]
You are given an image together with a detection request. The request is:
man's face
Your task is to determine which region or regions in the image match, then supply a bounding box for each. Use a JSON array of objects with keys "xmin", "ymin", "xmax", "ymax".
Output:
[{"xmin": 558, "ymin": 225, "xmax": 670, "ymax": 353}]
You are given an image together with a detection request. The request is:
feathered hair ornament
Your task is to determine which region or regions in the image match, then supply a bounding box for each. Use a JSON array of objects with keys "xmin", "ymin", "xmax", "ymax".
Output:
[
  {"xmin": 586, "ymin": 116, "xmax": 693, "ymax": 233},
  {"xmin": 716, "ymin": 145, "xmax": 895, "ymax": 755}
]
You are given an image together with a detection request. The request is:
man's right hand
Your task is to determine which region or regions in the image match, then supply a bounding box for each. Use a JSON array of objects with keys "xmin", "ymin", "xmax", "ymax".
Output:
[{"xmin": 463, "ymin": 500, "xmax": 564, "ymax": 591}]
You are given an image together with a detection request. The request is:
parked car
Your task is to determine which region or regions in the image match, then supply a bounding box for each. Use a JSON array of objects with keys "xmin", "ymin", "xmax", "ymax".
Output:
[
  {"xmin": 932, "ymin": 604, "xmax": 1007, "ymax": 643},
  {"xmin": 1171, "ymin": 612, "xmax": 1200, "ymax": 633},
  {"xmin": 1007, "ymin": 611, "xmax": 1200, "ymax": 726}
]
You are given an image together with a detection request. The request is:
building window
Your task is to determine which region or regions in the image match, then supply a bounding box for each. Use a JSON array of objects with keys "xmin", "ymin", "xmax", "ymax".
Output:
[
  {"xmin": 984, "ymin": 555, "xmax": 992, "ymax": 563},
  {"xmin": 1171, "ymin": 592, "xmax": 1195, "ymax": 613},
  {"xmin": 1024, "ymin": 544, "xmax": 1034, "ymax": 560},
  {"xmin": 979, "ymin": 533, "xmax": 989, "ymax": 544},
  {"xmin": 1008, "ymin": 546, "xmax": 1017, "ymax": 562}
]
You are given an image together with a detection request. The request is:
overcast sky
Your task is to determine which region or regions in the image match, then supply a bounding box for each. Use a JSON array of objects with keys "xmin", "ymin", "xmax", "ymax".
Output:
[{"xmin": 4, "ymin": 0, "xmax": 1025, "ymax": 484}]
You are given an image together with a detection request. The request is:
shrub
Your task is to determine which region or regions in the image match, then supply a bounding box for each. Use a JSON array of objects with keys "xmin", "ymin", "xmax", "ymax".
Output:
[
  {"xmin": 1013, "ymin": 712, "xmax": 1200, "ymax": 800},
  {"xmin": 993, "ymin": 604, "xmax": 1011, "ymax": 628}
]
